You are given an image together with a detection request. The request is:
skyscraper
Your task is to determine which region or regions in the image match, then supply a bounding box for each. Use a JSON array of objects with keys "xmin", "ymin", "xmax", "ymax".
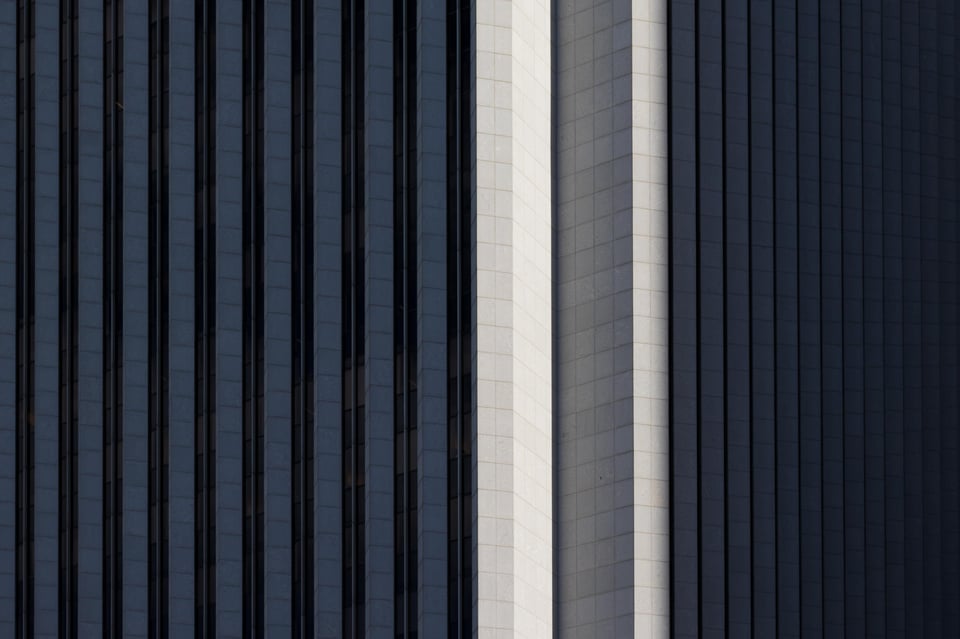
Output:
[{"xmin": 1, "ymin": 0, "xmax": 958, "ymax": 637}]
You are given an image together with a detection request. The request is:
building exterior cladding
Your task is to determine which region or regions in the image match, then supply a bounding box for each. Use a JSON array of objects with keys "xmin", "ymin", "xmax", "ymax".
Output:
[{"xmin": 0, "ymin": 1, "xmax": 957, "ymax": 639}]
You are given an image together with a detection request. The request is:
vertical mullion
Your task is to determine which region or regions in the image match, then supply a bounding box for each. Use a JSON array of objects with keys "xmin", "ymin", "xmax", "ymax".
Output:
[
  {"xmin": 102, "ymin": 0, "xmax": 124, "ymax": 634},
  {"xmin": 194, "ymin": 0, "xmax": 216, "ymax": 635},
  {"xmin": 341, "ymin": 0, "xmax": 365, "ymax": 635},
  {"xmin": 146, "ymin": 0, "xmax": 171, "ymax": 633},
  {"xmin": 58, "ymin": 0, "xmax": 78, "ymax": 634},
  {"xmin": 445, "ymin": 0, "xmax": 470, "ymax": 634},
  {"xmin": 14, "ymin": 0, "xmax": 34, "ymax": 635},
  {"xmin": 242, "ymin": 0, "xmax": 253, "ymax": 631},
  {"xmin": 392, "ymin": 1, "xmax": 419, "ymax": 634}
]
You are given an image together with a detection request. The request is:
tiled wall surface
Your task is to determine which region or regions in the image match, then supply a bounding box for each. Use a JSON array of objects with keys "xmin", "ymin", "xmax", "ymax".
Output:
[
  {"xmin": 555, "ymin": 0, "xmax": 670, "ymax": 636},
  {"xmin": 474, "ymin": 0, "xmax": 553, "ymax": 636}
]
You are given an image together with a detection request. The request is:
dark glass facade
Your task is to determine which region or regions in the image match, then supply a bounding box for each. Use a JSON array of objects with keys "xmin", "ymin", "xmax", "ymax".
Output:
[
  {"xmin": 393, "ymin": 0, "xmax": 418, "ymax": 637},
  {"xmin": 669, "ymin": 0, "xmax": 960, "ymax": 635}
]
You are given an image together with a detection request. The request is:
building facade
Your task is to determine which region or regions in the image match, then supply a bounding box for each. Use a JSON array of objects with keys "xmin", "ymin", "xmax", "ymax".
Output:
[{"xmin": 0, "ymin": 0, "xmax": 957, "ymax": 637}]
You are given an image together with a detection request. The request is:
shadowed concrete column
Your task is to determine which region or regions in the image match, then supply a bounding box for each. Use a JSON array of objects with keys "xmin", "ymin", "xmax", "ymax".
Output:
[{"xmin": 555, "ymin": 0, "xmax": 669, "ymax": 635}]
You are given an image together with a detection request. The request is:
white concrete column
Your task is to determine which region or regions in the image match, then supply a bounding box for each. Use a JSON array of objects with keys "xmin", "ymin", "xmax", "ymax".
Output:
[{"xmin": 473, "ymin": 1, "xmax": 554, "ymax": 637}]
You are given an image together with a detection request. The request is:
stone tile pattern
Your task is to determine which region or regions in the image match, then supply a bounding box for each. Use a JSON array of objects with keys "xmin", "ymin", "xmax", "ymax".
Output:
[
  {"xmin": 629, "ymin": 0, "xmax": 670, "ymax": 634},
  {"xmin": 555, "ymin": 0, "xmax": 669, "ymax": 636},
  {"xmin": 474, "ymin": 0, "xmax": 554, "ymax": 637}
]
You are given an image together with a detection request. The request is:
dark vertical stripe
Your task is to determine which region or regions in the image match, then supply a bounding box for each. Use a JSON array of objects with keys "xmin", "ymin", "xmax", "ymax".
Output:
[
  {"xmin": 103, "ymin": 0, "xmax": 124, "ymax": 634},
  {"xmin": 147, "ymin": 1, "xmax": 170, "ymax": 636},
  {"xmin": 291, "ymin": 0, "xmax": 314, "ymax": 634},
  {"xmin": 241, "ymin": 0, "xmax": 265, "ymax": 636},
  {"xmin": 393, "ymin": 0, "xmax": 417, "ymax": 635},
  {"xmin": 342, "ymin": 0, "xmax": 364, "ymax": 635},
  {"xmin": 15, "ymin": 1, "xmax": 34, "ymax": 636},
  {"xmin": 194, "ymin": 1, "xmax": 215, "ymax": 635},
  {"xmin": 445, "ymin": 0, "xmax": 470, "ymax": 635}
]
